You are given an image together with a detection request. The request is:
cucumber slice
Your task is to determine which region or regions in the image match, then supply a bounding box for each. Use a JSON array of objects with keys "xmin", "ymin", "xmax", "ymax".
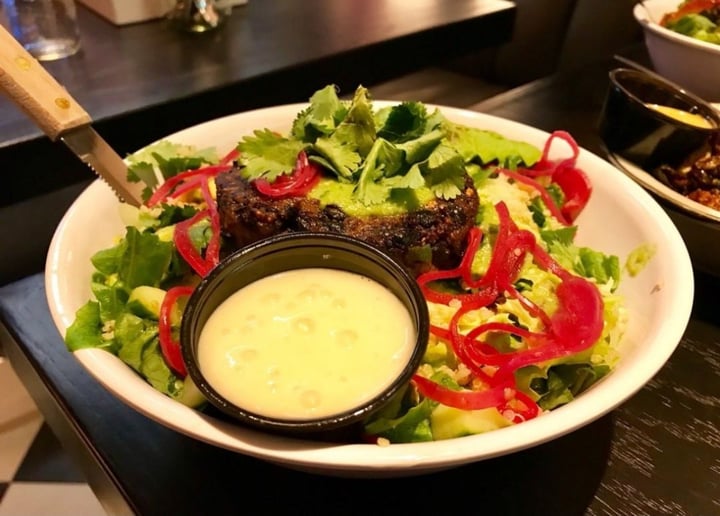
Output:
[
  {"xmin": 176, "ymin": 375, "xmax": 206, "ymax": 408},
  {"xmin": 126, "ymin": 286, "xmax": 167, "ymax": 319},
  {"xmin": 430, "ymin": 404, "xmax": 511, "ymax": 440}
]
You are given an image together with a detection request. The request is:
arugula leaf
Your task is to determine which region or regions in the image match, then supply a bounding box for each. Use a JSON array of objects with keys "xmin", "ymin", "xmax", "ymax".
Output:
[{"xmin": 237, "ymin": 129, "xmax": 306, "ymax": 181}]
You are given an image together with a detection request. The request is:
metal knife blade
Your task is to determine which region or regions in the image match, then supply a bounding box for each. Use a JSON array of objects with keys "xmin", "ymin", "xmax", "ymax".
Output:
[
  {"xmin": 61, "ymin": 127, "xmax": 144, "ymax": 207},
  {"xmin": 0, "ymin": 24, "xmax": 143, "ymax": 207}
]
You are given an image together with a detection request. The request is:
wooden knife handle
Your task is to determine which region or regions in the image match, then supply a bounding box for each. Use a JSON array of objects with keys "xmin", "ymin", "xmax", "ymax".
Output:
[{"xmin": 0, "ymin": 24, "xmax": 91, "ymax": 140}]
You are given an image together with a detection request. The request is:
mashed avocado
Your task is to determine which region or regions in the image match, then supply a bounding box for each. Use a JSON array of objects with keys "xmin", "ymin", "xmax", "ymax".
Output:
[{"xmin": 308, "ymin": 177, "xmax": 436, "ymax": 216}]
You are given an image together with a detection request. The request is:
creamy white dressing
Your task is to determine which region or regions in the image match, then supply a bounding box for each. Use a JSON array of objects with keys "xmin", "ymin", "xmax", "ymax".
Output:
[{"xmin": 197, "ymin": 268, "xmax": 416, "ymax": 420}]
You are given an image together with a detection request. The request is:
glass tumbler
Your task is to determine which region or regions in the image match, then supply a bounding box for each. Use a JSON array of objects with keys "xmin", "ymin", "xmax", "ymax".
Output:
[{"xmin": 0, "ymin": 0, "xmax": 80, "ymax": 61}]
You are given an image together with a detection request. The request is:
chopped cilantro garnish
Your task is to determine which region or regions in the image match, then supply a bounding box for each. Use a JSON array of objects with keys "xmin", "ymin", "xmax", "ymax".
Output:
[{"xmin": 233, "ymin": 85, "xmax": 473, "ymax": 207}]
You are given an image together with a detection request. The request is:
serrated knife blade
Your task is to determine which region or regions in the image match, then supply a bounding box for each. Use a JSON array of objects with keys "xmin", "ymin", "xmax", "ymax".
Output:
[
  {"xmin": 0, "ymin": 24, "xmax": 143, "ymax": 207},
  {"xmin": 60, "ymin": 127, "xmax": 143, "ymax": 207}
]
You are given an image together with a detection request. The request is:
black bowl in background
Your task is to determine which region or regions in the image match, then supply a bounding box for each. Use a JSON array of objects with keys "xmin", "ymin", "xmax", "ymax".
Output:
[
  {"xmin": 599, "ymin": 67, "xmax": 720, "ymax": 171},
  {"xmin": 180, "ymin": 232, "xmax": 430, "ymax": 438}
]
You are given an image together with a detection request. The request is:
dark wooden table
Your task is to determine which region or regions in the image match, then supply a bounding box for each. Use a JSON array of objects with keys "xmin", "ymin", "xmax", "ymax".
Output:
[
  {"xmin": 0, "ymin": 0, "xmax": 515, "ymax": 206},
  {"xmin": 3, "ymin": 47, "xmax": 720, "ymax": 516},
  {"xmin": 0, "ymin": 0, "xmax": 515, "ymax": 285}
]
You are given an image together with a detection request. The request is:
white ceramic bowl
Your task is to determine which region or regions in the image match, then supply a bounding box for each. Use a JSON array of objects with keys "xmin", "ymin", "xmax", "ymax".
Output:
[
  {"xmin": 45, "ymin": 103, "xmax": 694, "ymax": 477},
  {"xmin": 634, "ymin": 0, "xmax": 720, "ymax": 102}
]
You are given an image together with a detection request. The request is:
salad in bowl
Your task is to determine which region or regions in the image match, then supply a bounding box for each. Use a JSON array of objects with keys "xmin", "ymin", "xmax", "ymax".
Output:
[{"xmin": 46, "ymin": 84, "xmax": 692, "ymax": 474}]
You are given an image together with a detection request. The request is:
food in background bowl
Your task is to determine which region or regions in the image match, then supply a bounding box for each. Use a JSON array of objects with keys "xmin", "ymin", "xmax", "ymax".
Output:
[
  {"xmin": 659, "ymin": 0, "xmax": 720, "ymax": 45},
  {"xmin": 45, "ymin": 90, "xmax": 693, "ymax": 476},
  {"xmin": 599, "ymin": 67, "xmax": 720, "ymax": 213},
  {"xmin": 655, "ymin": 132, "xmax": 720, "ymax": 210},
  {"xmin": 634, "ymin": 0, "xmax": 720, "ymax": 101},
  {"xmin": 599, "ymin": 68, "xmax": 720, "ymax": 273}
]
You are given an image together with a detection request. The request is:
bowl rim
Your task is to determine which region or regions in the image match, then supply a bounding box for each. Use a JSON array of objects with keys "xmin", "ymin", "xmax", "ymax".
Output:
[
  {"xmin": 605, "ymin": 150, "xmax": 720, "ymax": 224},
  {"xmin": 634, "ymin": 1, "xmax": 720, "ymax": 56},
  {"xmin": 44, "ymin": 102, "xmax": 696, "ymax": 475},
  {"xmin": 180, "ymin": 231, "xmax": 431, "ymax": 434}
]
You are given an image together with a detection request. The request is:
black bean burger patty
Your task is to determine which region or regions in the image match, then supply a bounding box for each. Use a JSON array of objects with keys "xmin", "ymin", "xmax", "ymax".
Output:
[{"xmin": 215, "ymin": 169, "xmax": 480, "ymax": 276}]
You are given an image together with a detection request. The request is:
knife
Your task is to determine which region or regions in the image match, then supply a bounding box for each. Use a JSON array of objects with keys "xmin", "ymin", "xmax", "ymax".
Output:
[{"xmin": 0, "ymin": 25, "xmax": 144, "ymax": 207}]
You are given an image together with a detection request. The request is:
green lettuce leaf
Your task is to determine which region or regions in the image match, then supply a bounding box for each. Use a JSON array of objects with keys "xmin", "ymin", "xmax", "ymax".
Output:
[
  {"xmin": 65, "ymin": 301, "xmax": 108, "ymax": 352},
  {"xmin": 445, "ymin": 124, "xmax": 542, "ymax": 168},
  {"xmin": 117, "ymin": 227, "xmax": 174, "ymax": 289},
  {"xmin": 529, "ymin": 363, "xmax": 611, "ymax": 411},
  {"xmin": 91, "ymin": 281, "xmax": 129, "ymax": 323}
]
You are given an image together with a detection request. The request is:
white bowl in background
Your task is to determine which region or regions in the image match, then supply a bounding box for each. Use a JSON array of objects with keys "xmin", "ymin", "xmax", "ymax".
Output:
[
  {"xmin": 45, "ymin": 103, "xmax": 694, "ymax": 477},
  {"xmin": 634, "ymin": 0, "xmax": 720, "ymax": 102}
]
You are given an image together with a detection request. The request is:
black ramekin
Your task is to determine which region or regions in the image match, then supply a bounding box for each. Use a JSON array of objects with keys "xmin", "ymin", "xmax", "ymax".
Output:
[{"xmin": 180, "ymin": 231, "xmax": 430, "ymax": 437}]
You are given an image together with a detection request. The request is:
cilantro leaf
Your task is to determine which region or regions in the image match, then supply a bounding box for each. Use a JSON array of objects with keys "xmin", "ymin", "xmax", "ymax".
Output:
[
  {"xmin": 421, "ymin": 144, "xmax": 466, "ymax": 199},
  {"xmin": 355, "ymin": 138, "xmax": 408, "ymax": 204},
  {"xmin": 152, "ymin": 154, "xmax": 209, "ymax": 181},
  {"xmin": 382, "ymin": 163, "xmax": 425, "ymax": 190},
  {"xmin": 312, "ymin": 136, "xmax": 361, "ymax": 180},
  {"xmin": 156, "ymin": 204, "xmax": 199, "ymax": 227},
  {"xmin": 127, "ymin": 161, "xmax": 158, "ymax": 191},
  {"xmin": 291, "ymin": 85, "xmax": 345, "ymax": 141},
  {"xmin": 237, "ymin": 129, "xmax": 306, "ymax": 181},
  {"xmin": 355, "ymin": 138, "xmax": 391, "ymax": 205},
  {"xmin": 126, "ymin": 141, "xmax": 218, "ymax": 202},
  {"xmin": 333, "ymin": 85, "xmax": 377, "ymax": 158},
  {"xmin": 377, "ymin": 101, "xmax": 428, "ymax": 142},
  {"xmin": 397, "ymin": 129, "xmax": 444, "ymax": 164},
  {"xmin": 307, "ymin": 86, "xmax": 377, "ymax": 180}
]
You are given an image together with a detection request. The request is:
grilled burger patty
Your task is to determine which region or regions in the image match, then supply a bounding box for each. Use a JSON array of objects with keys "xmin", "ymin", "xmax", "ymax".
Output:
[{"xmin": 215, "ymin": 169, "xmax": 480, "ymax": 276}]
